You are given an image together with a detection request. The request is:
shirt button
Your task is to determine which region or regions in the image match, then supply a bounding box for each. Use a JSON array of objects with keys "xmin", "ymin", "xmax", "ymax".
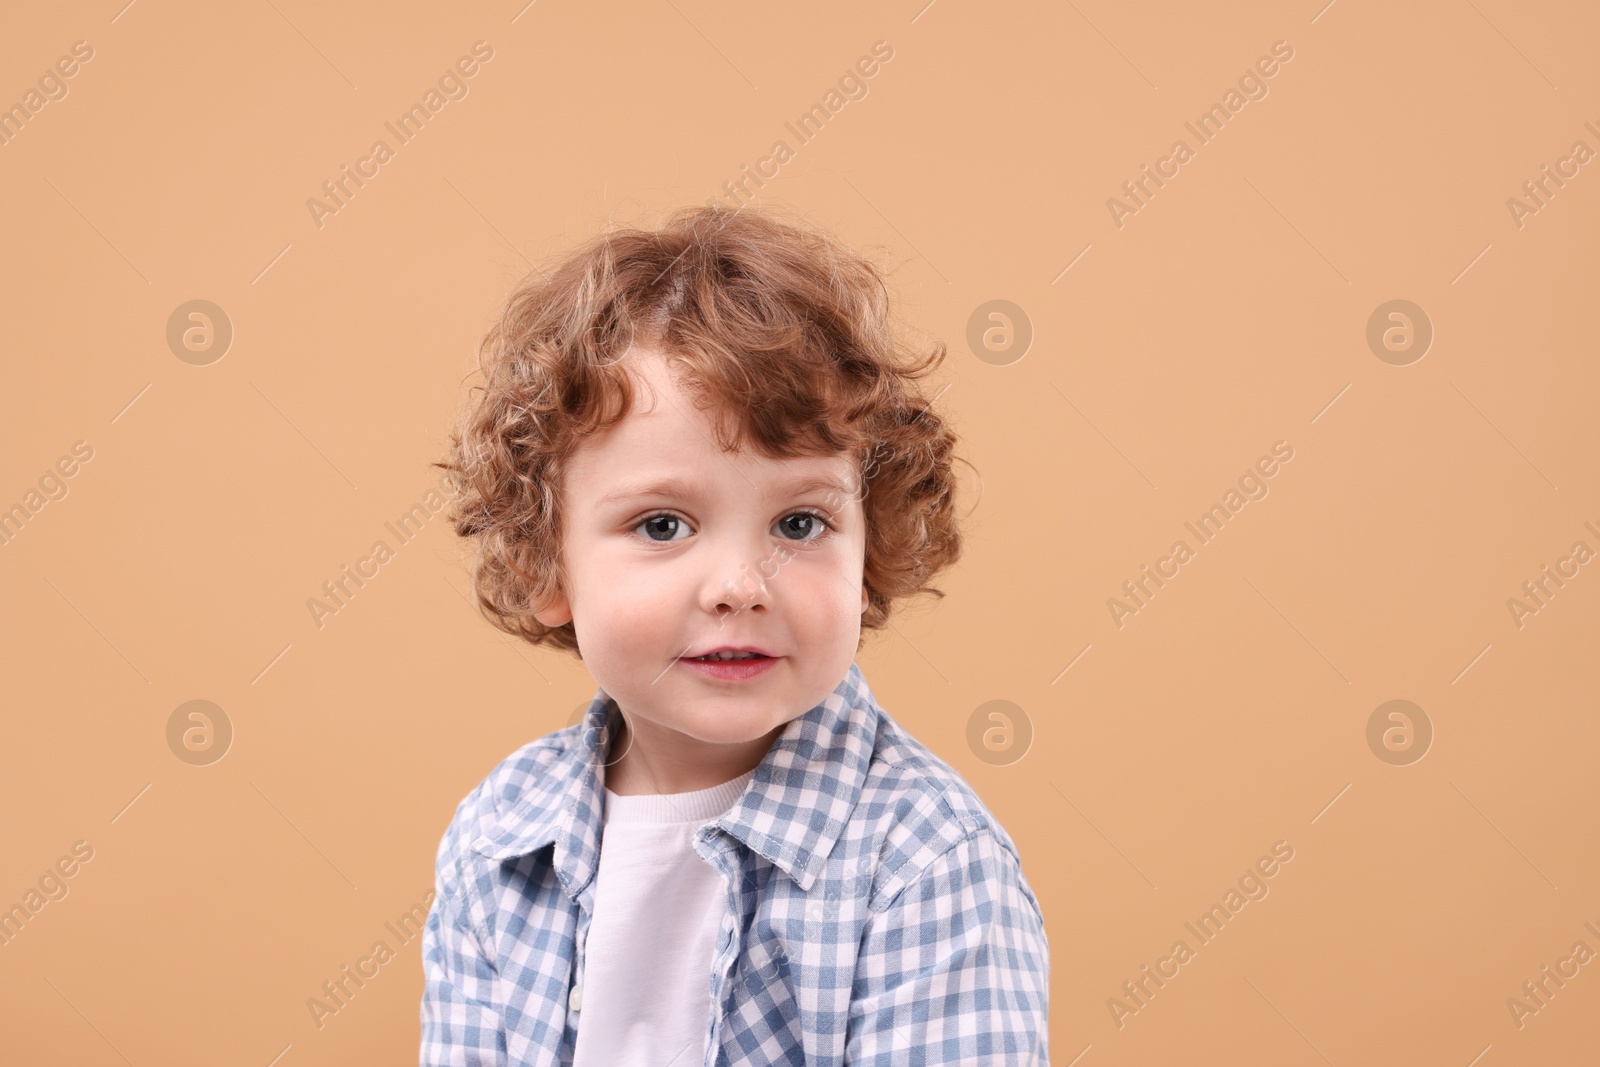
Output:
[
  {"xmin": 473, "ymin": 835, "xmax": 491, "ymax": 851},
  {"xmin": 568, "ymin": 984, "xmax": 584, "ymax": 1011}
]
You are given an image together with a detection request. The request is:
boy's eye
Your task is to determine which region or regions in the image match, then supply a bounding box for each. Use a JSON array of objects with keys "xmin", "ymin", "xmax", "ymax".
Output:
[
  {"xmin": 637, "ymin": 514, "xmax": 689, "ymax": 542},
  {"xmin": 775, "ymin": 511, "xmax": 829, "ymax": 542},
  {"xmin": 633, "ymin": 511, "xmax": 832, "ymax": 543}
]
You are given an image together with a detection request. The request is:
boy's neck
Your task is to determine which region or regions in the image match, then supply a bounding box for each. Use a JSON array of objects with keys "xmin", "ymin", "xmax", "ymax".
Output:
[{"xmin": 602, "ymin": 715, "xmax": 782, "ymax": 796}]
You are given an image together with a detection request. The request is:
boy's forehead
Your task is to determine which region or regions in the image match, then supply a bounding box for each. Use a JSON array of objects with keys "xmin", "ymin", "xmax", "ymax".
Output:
[
  {"xmin": 575, "ymin": 421, "xmax": 855, "ymax": 495},
  {"xmin": 567, "ymin": 353, "xmax": 858, "ymax": 501},
  {"xmin": 588, "ymin": 351, "xmax": 829, "ymax": 452}
]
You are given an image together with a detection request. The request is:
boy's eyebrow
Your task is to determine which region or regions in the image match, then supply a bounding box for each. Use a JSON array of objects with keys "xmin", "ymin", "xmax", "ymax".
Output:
[{"xmin": 595, "ymin": 473, "xmax": 855, "ymax": 508}]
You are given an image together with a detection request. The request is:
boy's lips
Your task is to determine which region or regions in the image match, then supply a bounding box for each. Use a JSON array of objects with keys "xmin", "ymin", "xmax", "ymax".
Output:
[
  {"xmin": 678, "ymin": 652, "xmax": 780, "ymax": 681},
  {"xmin": 682, "ymin": 644, "xmax": 775, "ymax": 658}
]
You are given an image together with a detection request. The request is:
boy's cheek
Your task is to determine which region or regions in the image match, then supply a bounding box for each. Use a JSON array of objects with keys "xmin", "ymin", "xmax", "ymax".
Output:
[{"xmin": 755, "ymin": 542, "xmax": 799, "ymax": 580}]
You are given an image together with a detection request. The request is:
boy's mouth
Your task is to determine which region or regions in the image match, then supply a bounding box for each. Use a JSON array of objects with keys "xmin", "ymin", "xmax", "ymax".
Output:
[
  {"xmin": 678, "ymin": 649, "xmax": 780, "ymax": 681},
  {"xmin": 682, "ymin": 646, "xmax": 775, "ymax": 661}
]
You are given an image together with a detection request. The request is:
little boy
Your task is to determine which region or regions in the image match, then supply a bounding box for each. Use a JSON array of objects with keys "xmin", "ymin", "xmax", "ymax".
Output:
[{"xmin": 421, "ymin": 204, "xmax": 1050, "ymax": 1065}]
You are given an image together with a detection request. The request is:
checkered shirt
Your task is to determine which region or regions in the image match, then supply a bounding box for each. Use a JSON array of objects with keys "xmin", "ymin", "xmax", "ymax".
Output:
[{"xmin": 420, "ymin": 660, "xmax": 1051, "ymax": 1065}]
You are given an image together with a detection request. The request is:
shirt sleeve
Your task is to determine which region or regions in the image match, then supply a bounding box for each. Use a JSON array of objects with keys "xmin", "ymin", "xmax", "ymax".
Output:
[
  {"xmin": 420, "ymin": 805, "xmax": 507, "ymax": 1066},
  {"xmin": 846, "ymin": 827, "xmax": 1051, "ymax": 1066}
]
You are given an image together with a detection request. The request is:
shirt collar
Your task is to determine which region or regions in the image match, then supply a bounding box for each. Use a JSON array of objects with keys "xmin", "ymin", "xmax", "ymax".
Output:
[{"xmin": 471, "ymin": 661, "xmax": 880, "ymax": 895}]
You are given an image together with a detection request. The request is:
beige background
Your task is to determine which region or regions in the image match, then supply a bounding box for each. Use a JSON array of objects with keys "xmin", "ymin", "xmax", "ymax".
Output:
[{"xmin": 2, "ymin": 0, "xmax": 1597, "ymax": 1063}]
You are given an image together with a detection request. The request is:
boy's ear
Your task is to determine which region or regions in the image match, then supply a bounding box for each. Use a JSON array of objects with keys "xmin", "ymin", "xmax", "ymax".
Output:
[{"xmin": 532, "ymin": 586, "xmax": 574, "ymax": 627}]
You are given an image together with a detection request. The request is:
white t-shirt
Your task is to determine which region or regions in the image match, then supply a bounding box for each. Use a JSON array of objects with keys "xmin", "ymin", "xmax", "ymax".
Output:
[{"xmin": 570, "ymin": 769, "xmax": 755, "ymax": 1067}]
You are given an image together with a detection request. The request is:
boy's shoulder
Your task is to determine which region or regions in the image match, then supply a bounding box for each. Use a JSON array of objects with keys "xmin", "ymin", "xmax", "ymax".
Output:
[
  {"xmin": 851, "ymin": 703, "xmax": 1038, "ymax": 910},
  {"xmin": 430, "ymin": 723, "xmax": 588, "ymax": 880}
]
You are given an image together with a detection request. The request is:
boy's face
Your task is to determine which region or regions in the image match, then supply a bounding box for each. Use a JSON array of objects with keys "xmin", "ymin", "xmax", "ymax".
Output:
[{"xmin": 533, "ymin": 345, "xmax": 869, "ymax": 781}]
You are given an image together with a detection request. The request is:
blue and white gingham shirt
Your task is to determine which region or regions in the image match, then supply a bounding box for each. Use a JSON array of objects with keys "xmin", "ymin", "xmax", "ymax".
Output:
[{"xmin": 421, "ymin": 660, "xmax": 1051, "ymax": 1066}]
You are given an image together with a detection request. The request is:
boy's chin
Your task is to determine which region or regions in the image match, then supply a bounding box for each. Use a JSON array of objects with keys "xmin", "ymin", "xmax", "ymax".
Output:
[{"xmin": 648, "ymin": 706, "xmax": 794, "ymax": 745}]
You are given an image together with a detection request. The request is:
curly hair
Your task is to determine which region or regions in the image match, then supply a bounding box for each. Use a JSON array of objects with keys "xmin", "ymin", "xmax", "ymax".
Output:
[{"xmin": 433, "ymin": 202, "xmax": 966, "ymax": 658}]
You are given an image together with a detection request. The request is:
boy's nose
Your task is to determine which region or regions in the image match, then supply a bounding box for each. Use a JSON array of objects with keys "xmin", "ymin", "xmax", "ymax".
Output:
[
  {"xmin": 702, "ymin": 537, "xmax": 781, "ymax": 618},
  {"xmin": 710, "ymin": 562, "xmax": 772, "ymax": 618}
]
